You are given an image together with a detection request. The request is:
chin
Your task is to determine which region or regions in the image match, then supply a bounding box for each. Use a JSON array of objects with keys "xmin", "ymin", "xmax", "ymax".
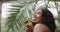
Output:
[{"xmin": 32, "ymin": 21, "xmax": 38, "ymax": 24}]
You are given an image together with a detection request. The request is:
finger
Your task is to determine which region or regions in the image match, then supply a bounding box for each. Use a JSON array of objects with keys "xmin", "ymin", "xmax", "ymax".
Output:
[{"xmin": 24, "ymin": 20, "xmax": 28, "ymax": 25}]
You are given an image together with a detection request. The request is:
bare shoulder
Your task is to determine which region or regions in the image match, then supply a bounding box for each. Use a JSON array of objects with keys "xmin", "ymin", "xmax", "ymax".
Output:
[
  {"xmin": 33, "ymin": 23, "xmax": 51, "ymax": 32},
  {"xmin": 34, "ymin": 23, "xmax": 49, "ymax": 30}
]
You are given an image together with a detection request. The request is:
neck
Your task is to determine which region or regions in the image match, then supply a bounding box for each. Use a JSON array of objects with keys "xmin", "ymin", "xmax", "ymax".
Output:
[
  {"xmin": 32, "ymin": 22, "xmax": 36, "ymax": 27},
  {"xmin": 32, "ymin": 21, "xmax": 43, "ymax": 27}
]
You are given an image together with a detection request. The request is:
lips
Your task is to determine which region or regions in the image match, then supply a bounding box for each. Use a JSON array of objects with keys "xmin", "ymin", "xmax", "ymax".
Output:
[{"xmin": 32, "ymin": 18, "xmax": 36, "ymax": 21}]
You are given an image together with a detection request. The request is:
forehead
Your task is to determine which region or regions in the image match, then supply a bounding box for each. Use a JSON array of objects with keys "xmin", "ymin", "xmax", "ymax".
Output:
[{"xmin": 35, "ymin": 9, "xmax": 42, "ymax": 13}]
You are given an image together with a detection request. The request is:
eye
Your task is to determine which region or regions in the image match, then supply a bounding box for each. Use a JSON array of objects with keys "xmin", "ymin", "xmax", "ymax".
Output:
[{"xmin": 37, "ymin": 12, "xmax": 41, "ymax": 15}]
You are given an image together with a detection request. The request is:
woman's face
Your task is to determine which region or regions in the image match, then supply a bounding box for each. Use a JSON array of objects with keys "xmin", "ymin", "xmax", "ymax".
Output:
[{"xmin": 32, "ymin": 10, "xmax": 42, "ymax": 23}]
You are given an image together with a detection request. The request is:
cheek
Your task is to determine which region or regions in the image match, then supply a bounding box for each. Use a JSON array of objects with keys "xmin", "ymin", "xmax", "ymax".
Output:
[
  {"xmin": 32, "ymin": 14, "xmax": 42, "ymax": 23},
  {"xmin": 36, "ymin": 14, "xmax": 42, "ymax": 21},
  {"xmin": 36, "ymin": 14, "xmax": 41, "ymax": 18}
]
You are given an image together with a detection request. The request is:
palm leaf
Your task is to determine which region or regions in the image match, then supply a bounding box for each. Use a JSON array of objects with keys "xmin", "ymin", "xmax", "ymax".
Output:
[
  {"xmin": 4, "ymin": 0, "xmax": 60, "ymax": 32},
  {"xmin": 5, "ymin": 0, "xmax": 39, "ymax": 32}
]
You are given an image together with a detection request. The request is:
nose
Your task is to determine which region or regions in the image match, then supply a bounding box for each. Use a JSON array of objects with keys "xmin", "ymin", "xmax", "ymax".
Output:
[
  {"xmin": 33, "ymin": 14, "xmax": 36, "ymax": 18},
  {"xmin": 32, "ymin": 14, "xmax": 37, "ymax": 21}
]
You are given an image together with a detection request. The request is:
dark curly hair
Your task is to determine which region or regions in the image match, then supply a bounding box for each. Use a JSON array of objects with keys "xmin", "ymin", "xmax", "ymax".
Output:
[{"xmin": 36, "ymin": 7, "xmax": 56, "ymax": 32}]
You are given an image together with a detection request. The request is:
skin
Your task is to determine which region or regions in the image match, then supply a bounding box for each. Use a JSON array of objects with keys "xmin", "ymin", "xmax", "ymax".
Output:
[
  {"xmin": 33, "ymin": 24, "xmax": 51, "ymax": 32},
  {"xmin": 32, "ymin": 10, "xmax": 42, "ymax": 23},
  {"xmin": 24, "ymin": 10, "xmax": 51, "ymax": 32}
]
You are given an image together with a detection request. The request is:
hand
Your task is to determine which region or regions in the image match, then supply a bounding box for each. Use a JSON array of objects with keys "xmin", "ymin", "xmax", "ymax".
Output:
[{"xmin": 24, "ymin": 20, "xmax": 33, "ymax": 32}]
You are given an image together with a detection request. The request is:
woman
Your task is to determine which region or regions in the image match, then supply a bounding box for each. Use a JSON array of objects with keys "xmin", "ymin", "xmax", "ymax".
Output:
[{"xmin": 24, "ymin": 7, "xmax": 56, "ymax": 32}]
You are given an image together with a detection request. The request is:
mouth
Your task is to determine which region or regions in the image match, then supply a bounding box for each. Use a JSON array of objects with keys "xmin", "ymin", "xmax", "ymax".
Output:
[{"xmin": 32, "ymin": 18, "xmax": 36, "ymax": 22}]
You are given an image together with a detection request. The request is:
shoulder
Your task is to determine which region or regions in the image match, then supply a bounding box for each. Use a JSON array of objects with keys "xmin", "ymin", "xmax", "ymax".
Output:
[
  {"xmin": 33, "ymin": 23, "xmax": 51, "ymax": 32},
  {"xmin": 34, "ymin": 23, "xmax": 49, "ymax": 29}
]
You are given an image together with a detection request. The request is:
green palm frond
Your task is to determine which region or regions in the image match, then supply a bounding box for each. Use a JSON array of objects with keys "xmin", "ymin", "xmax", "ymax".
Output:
[
  {"xmin": 5, "ymin": 0, "xmax": 39, "ymax": 32},
  {"xmin": 3, "ymin": 0, "xmax": 60, "ymax": 32}
]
